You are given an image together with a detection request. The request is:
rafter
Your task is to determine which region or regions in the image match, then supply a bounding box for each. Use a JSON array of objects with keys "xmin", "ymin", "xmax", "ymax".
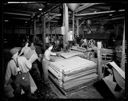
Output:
[
  {"xmin": 4, "ymin": 12, "xmax": 31, "ymax": 16},
  {"xmin": 75, "ymin": 3, "xmax": 102, "ymax": 13}
]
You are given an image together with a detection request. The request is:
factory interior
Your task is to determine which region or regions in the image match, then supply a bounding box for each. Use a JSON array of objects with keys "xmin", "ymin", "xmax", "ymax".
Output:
[{"xmin": 1, "ymin": 1, "xmax": 127, "ymax": 100}]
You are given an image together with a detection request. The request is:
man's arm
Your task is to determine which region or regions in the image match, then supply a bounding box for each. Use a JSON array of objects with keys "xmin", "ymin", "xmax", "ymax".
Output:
[{"xmin": 50, "ymin": 51, "xmax": 57, "ymax": 56}]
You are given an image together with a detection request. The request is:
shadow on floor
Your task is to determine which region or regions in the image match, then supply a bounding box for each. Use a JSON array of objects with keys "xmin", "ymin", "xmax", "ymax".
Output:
[{"xmin": 93, "ymin": 80, "xmax": 115, "ymax": 99}]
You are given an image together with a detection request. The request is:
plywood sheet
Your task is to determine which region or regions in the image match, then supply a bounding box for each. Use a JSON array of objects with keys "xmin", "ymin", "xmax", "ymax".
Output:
[{"xmin": 71, "ymin": 46, "xmax": 86, "ymax": 52}]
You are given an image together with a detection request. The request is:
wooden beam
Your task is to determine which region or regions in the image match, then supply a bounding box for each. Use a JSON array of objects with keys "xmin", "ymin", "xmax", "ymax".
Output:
[
  {"xmin": 75, "ymin": 9, "xmax": 125, "ymax": 17},
  {"xmin": 5, "ymin": 10, "xmax": 35, "ymax": 15},
  {"xmin": 121, "ymin": 21, "xmax": 125, "ymax": 71},
  {"xmin": 97, "ymin": 42, "xmax": 103, "ymax": 80},
  {"xmin": 33, "ymin": 19, "xmax": 36, "ymax": 42},
  {"xmin": 41, "ymin": 16, "xmax": 46, "ymax": 50},
  {"xmin": 76, "ymin": 18, "xmax": 79, "ymax": 36},
  {"xmin": 7, "ymin": 1, "xmax": 37, "ymax": 4},
  {"xmin": 104, "ymin": 17, "xmax": 124, "ymax": 21},
  {"xmin": 63, "ymin": 3, "xmax": 69, "ymax": 46},
  {"xmin": 46, "ymin": 14, "xmax": 61, "ymax": 22},
  {"xmin": 72, "ymin": 12, "xmax": 75, "ymax": 39},
  {"xmin": 75, "ymin": 3, "xmax": 101, "ymax": 13},
  {"xmin": 48, "ymin": 13, "xmax": 61, "ymax": 15},
  {"xmin": 4, "ymin": 12, "xmax": 31, "ymax": 16},
  {"xmin": 79, "ymin": 20, "xmax": 85, "ymax": 27},
  {"xmin": 11, "ymin": 17, "xmax": 30, "ymax": 21},
  {"xmin": 41, "ymin": 4, "xmax": 61, "ymax": 15}
]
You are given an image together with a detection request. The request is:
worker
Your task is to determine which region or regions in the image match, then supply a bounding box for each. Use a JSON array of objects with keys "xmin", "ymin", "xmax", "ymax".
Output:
[
  {"xmin": 42, "ymin": 44, "xmax": 59, "ymax": 85},
  {"xmin": 81, "ymin": 38, "xmax": 88, "ymax": 48},
  {"xmin": 45, "ymin": 35, "xmax": 50, "ymax": 49},
  {"xmin": 68, "ymin": 31, "xmax": 74, "ymax": 48},
  {"xmin": 54, "ymin": 37, "xmax": 60, "ymax": 51},
  {"xmin": 4, "ymin": 47, "xmax": 38, "ymax": 99},
  {"xmin": 19, "ymin": 42, "xmax": 32, "ymax": 60},
  {"xmin": 29, "ymin": 42, "xmax": 44, "ymax": 93}
]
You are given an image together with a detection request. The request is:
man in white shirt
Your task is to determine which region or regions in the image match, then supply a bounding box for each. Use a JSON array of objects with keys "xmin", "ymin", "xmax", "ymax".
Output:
[
  {"xmin": 4, "ymin": 47, "xmax": 38, "ymax": 99},
  {"xmin": 81, "ymin": 38, "xmax": 88, "ymax": 48},
  {"xmin": 45, "ymin": 35, "xmax": 50, "ymax": 49},
  {"xmin": 42, "ymin": 44, "xmax": 58, "ymax": 84},
  {"xmin": 68, "ymin": 31, "xmax": 74, "ymax": 49}
]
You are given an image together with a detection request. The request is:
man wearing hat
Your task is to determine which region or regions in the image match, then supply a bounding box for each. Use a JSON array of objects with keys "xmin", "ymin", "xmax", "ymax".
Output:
[{"xmin": 4, "ymin": 47, "xmax": 38, "ymax": 99}]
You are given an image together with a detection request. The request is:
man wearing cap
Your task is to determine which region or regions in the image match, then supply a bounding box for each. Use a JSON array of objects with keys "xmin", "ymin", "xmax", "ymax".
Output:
[
  {"xmin": 42, "ymin": 44, "xmax": 60, "ymax": 84},
  {"xmin": 4, "ymin": 47, "xmax": 38, "ymax": 99}
]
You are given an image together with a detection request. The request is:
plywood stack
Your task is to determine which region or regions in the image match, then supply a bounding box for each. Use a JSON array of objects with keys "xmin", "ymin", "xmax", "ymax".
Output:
[
  {"xmin": 59, "ymin": 50, "xmax": 84, "ymax": 59},
  {"xmin": 71, "ymin": 46, "xmax": 87, "ymax": 53},
  {"xmin": 48, "ymin": 56, "xmax": 98, "ymax": 94}
]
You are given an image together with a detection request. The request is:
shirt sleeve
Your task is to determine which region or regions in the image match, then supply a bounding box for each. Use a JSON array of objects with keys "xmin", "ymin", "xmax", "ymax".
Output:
[
  {"xmin": 50, "ymin": 51, "xmax": 56, "ymax": 56},
  {"xmin": 5, "ymin": 62, "xmax": 12, "ymax": 85}
]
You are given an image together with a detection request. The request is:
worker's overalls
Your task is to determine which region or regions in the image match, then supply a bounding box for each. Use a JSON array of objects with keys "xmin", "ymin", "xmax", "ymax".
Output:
[
  {"xmin": 42, "ymin": 58, "xmax": 49, "ymax": 83},
  {"xmin": 12, "ymin": 58, "xmax": 31, "ymax": 98}
]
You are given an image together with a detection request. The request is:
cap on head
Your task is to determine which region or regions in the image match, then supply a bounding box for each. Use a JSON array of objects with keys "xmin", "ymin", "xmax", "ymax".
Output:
[{"xmin": 10, "ymin": 47, "xmax": 21, "ymax": 56}]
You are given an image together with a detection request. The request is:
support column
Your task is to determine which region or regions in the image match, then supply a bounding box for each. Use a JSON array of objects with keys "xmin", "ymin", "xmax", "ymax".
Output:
[
  {"xmin": 97, "ymin": 42, "xmax": 103, "ymax": 80},
  {"xmin": 121, "ymin": 21, "xmax": 125, "ymax": 71},
  {"xmin": 72, "ymin": 11, "xmax": 75, "ymax": 39},
  {"xmin": 63, "ymin": 3, "xmax": 69, "ymax": 47},
  {"xmin": 76, "ymin": 18, "xmax": 79, "ymax": 37},
  {"xmin": 41, "ymin": 16, "xmax": 46, "ymax": 50},
  {"xmin": 33, "ymin": 19, "xmax": 36, "ymax": 42}
]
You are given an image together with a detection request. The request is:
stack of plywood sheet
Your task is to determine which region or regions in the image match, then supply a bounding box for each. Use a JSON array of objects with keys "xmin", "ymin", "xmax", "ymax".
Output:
[
  {"xmin": 71, "ymin": 46, "xmax": 87, "ymax": 53},
  {"xmin": 48, "ymin": 56, "xmax": 98, "ymax": 92},
  {"xmin": 59, "ymin": 50, "xmax": 84, "ymax": 59}
]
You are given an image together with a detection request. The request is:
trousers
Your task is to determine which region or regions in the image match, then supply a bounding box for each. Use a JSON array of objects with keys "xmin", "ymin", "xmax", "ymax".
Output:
[
  {"xmin": 42, "ymin": 59, "xmax": 49, "ymax": 83},
  {"xmin": 13, "ymin": 72, "xmax": 31, "ymax": 97}
]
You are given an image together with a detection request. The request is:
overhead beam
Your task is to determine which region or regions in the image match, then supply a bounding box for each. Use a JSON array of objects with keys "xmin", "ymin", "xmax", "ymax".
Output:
[
  {"xmin": 75, "ymin": 3, "xmax": 102, "ymax": 13},
  {"xmin": 93, "ymin": 6, "xmax": 110, "ymax": 11},
  {"xmin": 7, "ymin": 1, "xmax": 37, "ymax": 4},
  {"xmin": 48, "ymin": 13, "xmax": 61, "ymax": 15},
  {"xmin": 75, "ymin": 9, "xmax": 125, "ymax": 17},
  {"xmin": 46, "ymin": 14, "xmax": 61, "ymax": 22},
  {"xmin": 103, "ymin": 17, "xmax": 124, "ymax": 21},
  {"xmin": 11, "ymin": 17, "xmax": 30, "ymax": 20},
  {"xmin": 4, "ymin": 12, "xmax": 31, "ymax": 16},
  {"xmin": 41, "ymin": 4, "xmax": 61, "ymax": 15},
  {"xmin": 5, "ymin": 10, "xmax": 35, "ymax": 15}
]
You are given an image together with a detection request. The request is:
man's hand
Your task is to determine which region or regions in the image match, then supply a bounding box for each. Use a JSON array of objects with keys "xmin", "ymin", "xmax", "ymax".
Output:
[{"xmin": 56, "ymin": 53, "xmax": 61, "ymax": 57}]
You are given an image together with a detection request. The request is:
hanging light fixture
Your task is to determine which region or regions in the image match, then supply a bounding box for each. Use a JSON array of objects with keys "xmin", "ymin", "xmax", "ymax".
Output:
[
  {"xmin": 67, "ymin": 3, "xmax": 80, "ymax": 11},
  {"xmin": 38, "ymin": 8, "xmax": 42, "ymax": 11}
]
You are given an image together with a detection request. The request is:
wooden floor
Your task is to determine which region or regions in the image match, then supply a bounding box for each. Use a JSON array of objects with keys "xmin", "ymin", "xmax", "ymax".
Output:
[
  {"xmin": 66, "ymin": 86, "xmax": 103, "ymax": 99},
  {"xmin": 49, "ymin": 79, "xmax": 104, "ymax": 99}
]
